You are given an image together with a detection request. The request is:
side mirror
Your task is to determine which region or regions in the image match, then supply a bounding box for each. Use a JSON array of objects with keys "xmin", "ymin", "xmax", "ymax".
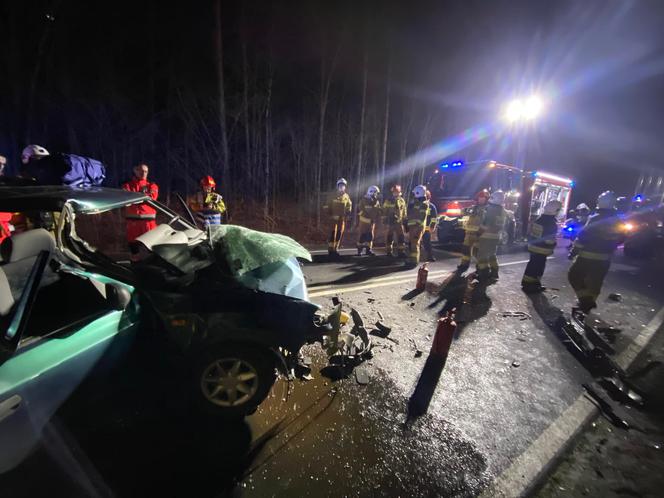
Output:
[{"xmin": 105, "ymin": 283, "xmax": 132, "ymax": 311}]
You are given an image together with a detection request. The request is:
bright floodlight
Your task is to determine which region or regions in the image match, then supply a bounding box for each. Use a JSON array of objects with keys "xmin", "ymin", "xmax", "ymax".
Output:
[{"xmin": 504, "ymin": 95, "xmax": 544, "ymax": 123}]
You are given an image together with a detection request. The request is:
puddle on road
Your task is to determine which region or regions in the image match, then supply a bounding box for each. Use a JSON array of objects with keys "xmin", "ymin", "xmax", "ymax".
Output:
[{"xmin": 239, "ymin": 349, "xmax": 490, "ymax": 497}]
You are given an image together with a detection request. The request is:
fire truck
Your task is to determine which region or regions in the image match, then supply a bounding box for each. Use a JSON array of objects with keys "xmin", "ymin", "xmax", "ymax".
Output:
[{"xmin": 427, "ymin": 160, "xmax": 574, "ymax": 245}]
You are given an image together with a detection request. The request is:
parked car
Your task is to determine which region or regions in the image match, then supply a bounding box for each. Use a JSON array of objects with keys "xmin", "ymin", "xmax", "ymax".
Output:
[
  {"xmin": 0, "ymin": 185, "xmax": 326, "ymax": 473},
  {"xmin": 623, "ymin": 205, "xmax": 664, "ymax": 259}
]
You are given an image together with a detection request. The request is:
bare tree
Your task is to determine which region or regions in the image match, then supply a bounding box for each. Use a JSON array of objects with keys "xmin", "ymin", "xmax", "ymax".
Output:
[
  {"xmin": 380, "ymin": 56, "xmax": 392, "ymax": 189},
  {"xmin": 213, "ymin": 0, "xmax": 230, "ymax": 192}
]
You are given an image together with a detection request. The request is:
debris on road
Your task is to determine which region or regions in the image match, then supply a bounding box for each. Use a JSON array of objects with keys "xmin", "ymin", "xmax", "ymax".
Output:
[
  {"xmin": 583, "ymin": 384, "xmax": 630, "ymax": 430},
  {"xmin": 498, "ymin": 311, "xmax": 532, "ymax": 321},
  {"xmin": 408, "ymin": 338, "xmax": 423, "ymax": 358},
  {"xmin": 355, "ymin": 367, "xmax": 370, "ymax": 385},
  {"xmin": 377, "ymin": 311, "xmax": 384, "ymax": 320},
  {"xmin": 511, "ymin": 361, "xmax": 521, "ymax": 368},
  {"xmin": 367, "ymin": 298, "xmax": 376, "ymax": 303},
  {"xmin": 608, "ymin": 293, "xmax": 623, "ymax": 302},
  {"xmin": 373, "ymin": 321, "xmax": 392, "ymax": 337}
]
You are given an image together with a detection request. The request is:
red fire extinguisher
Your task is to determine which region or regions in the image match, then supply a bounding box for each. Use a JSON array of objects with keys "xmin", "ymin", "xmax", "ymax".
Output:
[
  {"xmin": 431, "ymin": 312, "xmax": 457, "ymax": 359},
  {"xmin": 416, "ymin": 263, "xmax": 429, "ymax": 291}
]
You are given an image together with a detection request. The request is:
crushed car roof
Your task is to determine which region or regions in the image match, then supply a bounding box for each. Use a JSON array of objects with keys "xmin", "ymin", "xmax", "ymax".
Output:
[{"xmin": 0, "ymin": 186, "xmax": 149, "ymax": 213}]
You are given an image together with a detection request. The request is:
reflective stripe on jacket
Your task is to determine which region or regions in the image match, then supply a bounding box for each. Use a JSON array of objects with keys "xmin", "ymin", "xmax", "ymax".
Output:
[
  {"xmin": 464, "ymin": 205, "xmax": 485, "ymax": 233},
  {"xmin": 573, "ymin": 209, "xmax": 625, "ymax": 260},
  {"xmin": 527, "ymin": 214, "xmax": 558, "ymax": 256},
  {"xmin": 479, "ymin": 204, "xmax": 506, "ymax": 239},
  {"xmin": 383, "ymin": 196, "xmax": 407, "ymax": 225},
  {"xmin": 323, "ymin": 192, "xmax": 352, "ymax": 220},
  {"xmin": 358, "ymin": 196, "xmax": 381, "ymax": 223},
  {"xmin": 407, "ymin": 199, "xmax": 430, "ymax": 227}
]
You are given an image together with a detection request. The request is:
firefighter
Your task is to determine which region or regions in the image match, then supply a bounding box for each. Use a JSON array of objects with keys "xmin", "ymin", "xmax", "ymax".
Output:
[
  {"xmin": 575, "ymin": 203, "xmax": 590, "ymax": 226},
  {"xmin": 0, "ymin": 155, "xmax": 11, "ymax": 244},
  {"xmin": 568, "ymin": 191, "xmax": 626, "ymax": 313},
  {"xmin": 323, "ymin": 178, "xmax": 352, "ymax": 258},
  {"xmin": 476, "ymin": 190, "xmax": 506, "ymax": 282},
  {"xmin": 356, "ymin": 185, "xmax": 381, "ymax": 256},
  {"xmin": 192, "ymin": 175, "xmax": 227, "ymax": 228},
  {"xmin": 457, "ymin": 189, "xmax": 489, "ymax": 272},
  {"xmin": 420, "ymin": 190, "xmax": 438, "ymax": 262},
  {"xmin": 383, "ymin": 184, "xmax": 407, "ymax": 257},
  {"xmin": 521, "ymin": 200, "xmax": 562, "ymax": 293},
  {"xmin": 122, "ymin": 163, "xmax": 159, "ymax": 245},
  {"xmin": 406, "ymin": 185, "xmax": 430, "ymax": 267}
]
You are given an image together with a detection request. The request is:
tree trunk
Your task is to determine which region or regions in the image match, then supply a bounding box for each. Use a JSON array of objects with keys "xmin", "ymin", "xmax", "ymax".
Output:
[
  {"xmin": 264, "ymin": 63, "xmax": 273, "ymax": 228},
  {"xmin": 213, "ymin": 0, "xmax": 230, "ymax": 194},
  {"xmin": 380, "ymin": 56, "xmax": 392, "ymax": 189},
  {"xmin": 241, "ymin": 12, "xmax": 251, "ymax": 184},
  {"xmin": 355, "ymin": 48, "xmax": 368, "ymax": 202}
]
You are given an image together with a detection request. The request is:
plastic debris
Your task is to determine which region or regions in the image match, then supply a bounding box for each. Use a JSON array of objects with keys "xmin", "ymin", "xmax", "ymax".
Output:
[
  {"xmin": 608, "ymin": 293, "xmax": 622, "ymax": 302},
  {"xmin": 511, "ymin": 361, "xmax": 521, "ymax": 368},
  {"xmin": 498, "ymin": 311, "xmax": 532, "ymax": 321},
  {"xmin": 373, "ymin": 321, "xmax": 392, "ymax": 336}
]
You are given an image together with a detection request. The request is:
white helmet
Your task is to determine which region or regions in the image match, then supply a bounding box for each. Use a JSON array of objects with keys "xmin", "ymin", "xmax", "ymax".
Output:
[
  {"xmin": 576, "ymin": 203, "xmax": 589, "ymax": 211},
  {"xmin": 488, "ymin": 190, "xmax": 505, "ymax": 205},
  {"xmin": 21, "ymin": 144, "xmax": 50, "ymax": 164},
  {"xmin": 596, "ymin": 191, "xmax": 616, "ymax": 210},
  {"xmin": 412, "ymin": 185, "xmax": 427, "ymax": 199},
  {"xmin": 366, "ymin": 185, "xmax": 380, "ymax": 197},
  {"xmin": 336, "ymin": 178, "xmax": 348, "ymax": 188},
  {"xmin": 543, "ymin": 200, "xmax": 563, "ymax": 215}
]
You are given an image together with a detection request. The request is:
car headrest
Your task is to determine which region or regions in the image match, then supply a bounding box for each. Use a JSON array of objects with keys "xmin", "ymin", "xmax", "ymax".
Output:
[
  {"xmin": 0, "ymin": 266, "xmax": 14, "ymax": 316},
  {"xmin": 7, "ymin": 229, "xmax": 55, "ymax": 262}
]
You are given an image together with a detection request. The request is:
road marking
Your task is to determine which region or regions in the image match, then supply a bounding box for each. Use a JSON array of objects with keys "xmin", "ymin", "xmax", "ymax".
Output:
[
  {"xmin": 308, "ymin": 258, "xmax": 539, "ymax": 298},
  {"xmin": 479, "ymin": 304, "xmax": 664, "ymax": 498}
]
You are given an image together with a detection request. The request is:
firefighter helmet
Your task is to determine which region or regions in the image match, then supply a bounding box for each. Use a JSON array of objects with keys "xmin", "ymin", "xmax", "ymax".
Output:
[
  {"xmin": 488, "ymin": 190, "xmax": 505, "ymax": 205},
  {"xmin": 575, "ymin": 203, "xmax": 589, "ymax": 212},
  {"xmin": 412, "ymin": 185, "xmax": 427, "ymax": 199},
  {"xmin": 21, "ymin": 144, "xmax": 50, "ymax": 164},
  {"xmin": 543, "ymin": 200, "xmax": 563, "ymax": 215},
  {"xmin": 200, "ymin": 175, "xmax": 216, "ymax": 189},
  {"xmin": 597, "ymin": 191, "xmax": 617, "ymax": 210},
  {"xmin": 336, "ymin": 178, "xmax": 348, "ymax": 188},
  {"xmin": 475, "ymin": 189, "xmax": 490, "ymax": 202},
  {"xmin": 366, "ymin": 185, "xmax": 380, "ymax": 197}
]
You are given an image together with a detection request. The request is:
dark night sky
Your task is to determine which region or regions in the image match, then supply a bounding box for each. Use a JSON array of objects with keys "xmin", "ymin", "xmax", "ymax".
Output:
[{"xmin": 2, "ymin": 0, "xmax": 664, "ymax": 205}]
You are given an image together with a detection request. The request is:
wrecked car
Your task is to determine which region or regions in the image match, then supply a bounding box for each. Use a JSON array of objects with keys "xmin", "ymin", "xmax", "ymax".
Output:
[{"xmin": 0, "ymin": 185, "xmax": 327, "ymax": 473}]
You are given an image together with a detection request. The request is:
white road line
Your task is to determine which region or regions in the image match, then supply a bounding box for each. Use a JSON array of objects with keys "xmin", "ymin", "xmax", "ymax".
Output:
[
  {"xmin": 480, "ymin": 305, "xmax": 664, "ymax": 498},
  {"xmin": 308, "ymin": 258, "xmax": 540, "ymax": 298}
]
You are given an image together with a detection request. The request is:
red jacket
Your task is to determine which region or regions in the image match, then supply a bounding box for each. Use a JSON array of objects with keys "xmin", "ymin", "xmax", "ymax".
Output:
[
  {"xmin": 122, "ymin": 178, "xmax": 158, "ymax": 219},
  {"xmin": 0, "ymin": 212, "xmax": 12, "ymax": 243}
]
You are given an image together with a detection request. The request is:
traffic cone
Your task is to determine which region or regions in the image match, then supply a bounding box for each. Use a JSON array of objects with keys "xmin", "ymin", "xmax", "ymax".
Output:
[
  {"xmin": 430, "ymin": 312, "xmax": 456, "ymax": 359},
  {"xmin": 416, "ymin": 263, "xmax": 429, "ymax": 291}
]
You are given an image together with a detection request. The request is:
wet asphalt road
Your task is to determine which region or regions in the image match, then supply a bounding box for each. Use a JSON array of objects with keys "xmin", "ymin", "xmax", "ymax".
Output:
[{"xmin": 2, "ymin": 243, "xmax": 663, "ymax": 497}]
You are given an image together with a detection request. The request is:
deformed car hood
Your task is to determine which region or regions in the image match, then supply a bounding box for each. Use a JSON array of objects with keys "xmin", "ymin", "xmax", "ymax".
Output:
[{"xmin": 209, "ymin": 225, "xmax": 311, "ymax": 276}]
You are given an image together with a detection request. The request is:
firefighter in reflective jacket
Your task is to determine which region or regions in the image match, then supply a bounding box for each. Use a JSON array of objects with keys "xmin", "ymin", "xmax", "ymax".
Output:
[
  {"xmin": 383, "ymin": 184, "xmax": 407, "ymax": 257},
  {"xmin": 323, "ymin": 178, "xmax": 352, "ymax": 257},
  {"xmin": 122, "ymin": 163, "xmax": 158, "ymax": 244},
  {"xmin": 420, "ymin": 190, "xmax": 438, "ymax": 262},
  {"xmin": 192, "ymin": 175, "xmax": 227, "ymax": 228},
  {"xmin": 406, "ymin": 185, "xmax": 430, "ymax": 267},
  {"xmin": 458, "ymin": 189, "xmax": 489, "ymax": 272},
  {"xmin": 356, "ymin": 185, "xmax": 381, "ymax": 256},
  {"xmin": 476, "ymin": 190, "xmax": 506, "ymax": 281},
  {"xmin": 521, "ymin": 200, "xmax": 562, "ymax": 292},
  {"xmin": 568, "ymin": 191, "xmax": 626, "ymax": 313}
]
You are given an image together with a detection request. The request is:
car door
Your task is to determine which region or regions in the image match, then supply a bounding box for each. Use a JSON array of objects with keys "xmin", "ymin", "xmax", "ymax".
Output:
[{"xmin": 0, "ymin": 261, "xmax": 139, "ymax": 474}]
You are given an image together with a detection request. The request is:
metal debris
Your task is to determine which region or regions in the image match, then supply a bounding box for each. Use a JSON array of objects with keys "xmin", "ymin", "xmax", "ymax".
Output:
[
  {"xmin": 511, "ymin": 361, "xmax": 521, "ymax": 368},
  {"xmin": 608, "ymin": 293, "xmax": 623, "ymax": 302},
  {"xmin": 373, "ymin": 321, "xmax": 392, "ymax": 337},
  {"xmin": 498, "ymin": 311, "xmax": 532, "ymax": 321}
]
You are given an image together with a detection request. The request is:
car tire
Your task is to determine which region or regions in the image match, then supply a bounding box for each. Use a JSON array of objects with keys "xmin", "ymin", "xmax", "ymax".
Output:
[{"xmin": 192, "ymin": 343, "xmax": 276, "ymax": 418}]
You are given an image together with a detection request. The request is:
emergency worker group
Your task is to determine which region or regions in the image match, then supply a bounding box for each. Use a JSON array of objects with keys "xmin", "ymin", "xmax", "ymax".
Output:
[
  {"xmin": 320, "ymin": 175, "xmax": 632, "ymax": 315},
  {"xmin": 0, "ymin": 143, "xmax": 637, "ymax": 315}
]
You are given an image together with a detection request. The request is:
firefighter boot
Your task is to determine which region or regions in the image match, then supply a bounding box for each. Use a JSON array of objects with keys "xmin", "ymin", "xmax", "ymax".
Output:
[{"xmin": 365, "ymin": 247, "xmax": 375, "ymax": 256}]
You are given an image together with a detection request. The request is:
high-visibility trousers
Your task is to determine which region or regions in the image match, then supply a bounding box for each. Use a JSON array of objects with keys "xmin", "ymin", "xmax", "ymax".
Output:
[
  {"xmin": 126, "ymin": 219, "xmax": 157, "ymax": 243},
  {"xmin": 476, "ymin": 236, "xmax": 499, "ymax": 271},
  {"xmin": 521, "ymin": 252, "xmax": 549, "ymax": 287},
  {"xmin": 357, "ymin": 220, "xmax": 376, "ymax": 250},
  {"xmin": 327, "ymin": 217, "xmax": 345, "ymax": 251},
  {"xmin": 568, "ymin": 256, "xmax": 611, "ymax": 307},
  {"xmin": 408, "ymin": 224, "xmax": 425, "ymax": 264},
  {"xmin": 460, "ymin": 231, "xmax": 479, "ymax": 266},
  {"xmin": 421, "ymin": 229, "xmax": 434, "ymax": 260},
  {"xmin": 386, "ymin": 223, "xmax": 406, "ymax": 255}
]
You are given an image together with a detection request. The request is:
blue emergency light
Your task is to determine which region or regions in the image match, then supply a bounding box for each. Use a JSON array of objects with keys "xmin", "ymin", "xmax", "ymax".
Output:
[
  {"xmin": 451, "ymin": 161, "xmax": 464, "ymax": 167},
  {"xmin": 440, "ymin": 163, "xmax": 449, "ymax": 169},
  {"xmin": 633, "ymin": 194, "xmax": 643, "ymax": 202}
]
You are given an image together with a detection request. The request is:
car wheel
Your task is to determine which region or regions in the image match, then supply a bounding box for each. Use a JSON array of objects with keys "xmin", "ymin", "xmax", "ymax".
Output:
[{"xmin": 192, "ymin": 344, "xmax": 276, "ymax": 418}]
